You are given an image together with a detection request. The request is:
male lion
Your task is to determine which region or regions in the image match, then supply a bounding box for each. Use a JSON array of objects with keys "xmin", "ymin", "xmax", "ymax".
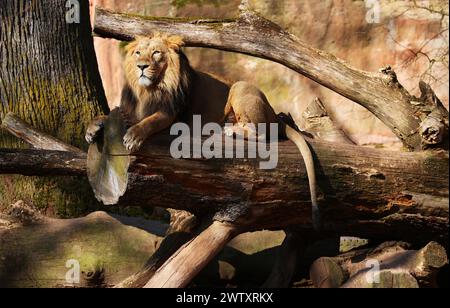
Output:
[{"xmin": 85, "ymin": 33, "xmax": 320, "ymax": 229}]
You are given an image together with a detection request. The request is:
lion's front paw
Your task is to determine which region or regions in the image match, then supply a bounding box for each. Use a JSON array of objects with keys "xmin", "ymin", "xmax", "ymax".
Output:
[
  {"xmin": 123, "ymin": 125, "xmax": 147, "ymax": 152},
  {"xmin": 85, "ymin": 121, "xmax": 104, "ymax": 144}
]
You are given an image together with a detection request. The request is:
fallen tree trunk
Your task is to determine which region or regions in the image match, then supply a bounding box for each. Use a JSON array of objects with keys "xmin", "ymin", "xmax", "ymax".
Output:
[
  {"xmin": 93, "ymin": 5, "xmax": 448, "ymax": 151},
  {"xmin": 1, "ymin": 113, "xmax": 448, "ymax": 245},
  {"xmin": 81, "ymin": 111, "xmax": 448, "ymax": 245}
]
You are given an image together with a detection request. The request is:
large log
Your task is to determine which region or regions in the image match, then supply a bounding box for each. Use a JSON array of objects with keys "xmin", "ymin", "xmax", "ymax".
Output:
[
  {"xmin": 0, "ymin": 112, "xmax": 449, "ymax": 244},
  {"xmin": 1, "ymin": 113, "xmax": 448, "ymax": 244},
  {"xmin": 79, "ymin": 110, "xmax": 449, "ymax": 246},
  {"xmin": 93, "ymin": 5, "xmax": 448, "ymax": 151}
]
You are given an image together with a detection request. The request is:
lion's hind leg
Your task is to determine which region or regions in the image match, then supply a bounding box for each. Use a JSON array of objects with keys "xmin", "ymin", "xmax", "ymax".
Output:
[{"xmin": 225, "ymin": 81, "xmax": 279, "ymax": 141}]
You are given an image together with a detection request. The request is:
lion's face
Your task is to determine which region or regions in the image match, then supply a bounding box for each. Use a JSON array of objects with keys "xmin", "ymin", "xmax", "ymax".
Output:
[{"xmin": 124, "ymin": 34, "xmax": 184, "ymax": 89}]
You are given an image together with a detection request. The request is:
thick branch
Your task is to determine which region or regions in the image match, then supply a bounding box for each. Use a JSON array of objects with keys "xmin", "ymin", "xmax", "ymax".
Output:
[
  {"xmin": 145, "ymin": 221, "xmax": 238, "ymax": 288},
  {"xmin": 0, "ymin": 149, "xmax": 86, "ymax": 176},
  {"xmin": 93, "ymin": 7, "xmax": 448, "ymax": 150},
  {"xmin": 302, "ymin": 97, "xmax": 355, "ymax": 144},
  {"xmin": 2, "ymin": 113, "xmax": 85, "ymax": 153},
  {"xmin": 1, "ymin": 141, "xmax": 447, "ymax": 243},
  {"xmin": 89, "ymin": 121, "xmax": 448, "ymax": 242}
]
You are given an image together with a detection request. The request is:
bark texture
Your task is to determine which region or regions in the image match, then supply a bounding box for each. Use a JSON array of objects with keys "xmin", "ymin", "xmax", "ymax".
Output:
[
  {"xmin": 0, "ymin": 0, "xmax": 108, "ymax": 214},
  {"xmin": 0, "ymin": 0, "xmax": 107, "ymax": 147}
]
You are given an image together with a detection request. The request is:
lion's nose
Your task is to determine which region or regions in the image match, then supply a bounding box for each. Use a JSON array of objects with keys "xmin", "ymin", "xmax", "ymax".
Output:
[{"xmin": 138, "ymin": 64, "xmax": 149, "ymax": 71}]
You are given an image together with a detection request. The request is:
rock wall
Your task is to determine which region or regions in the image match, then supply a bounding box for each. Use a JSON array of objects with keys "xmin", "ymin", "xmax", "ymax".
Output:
[{"xmin": 91, "ymin": 0, "xmax": 449, "ymax": 147}]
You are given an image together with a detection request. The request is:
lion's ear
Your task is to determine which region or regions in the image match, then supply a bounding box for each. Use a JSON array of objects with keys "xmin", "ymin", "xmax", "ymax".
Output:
[{"xmin": 167, "ymin": 35, "xmax": 184, "ymax": 52}]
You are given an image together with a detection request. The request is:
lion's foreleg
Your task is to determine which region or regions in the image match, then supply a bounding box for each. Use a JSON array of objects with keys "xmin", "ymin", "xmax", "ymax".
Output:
[
  {"xmin": 85, "ymin": 115, "xmax": 108, "ymax": 144},
  {"xmin": 123, "ymin": 111, "xmax": 175, "ymax": 152}
]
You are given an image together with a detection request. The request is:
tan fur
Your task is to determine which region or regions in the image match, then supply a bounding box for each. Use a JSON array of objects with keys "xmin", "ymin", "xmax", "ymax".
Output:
[
  {"xmin": 118, "ymin": 33, "xmax": 236, "ymax": 149},
  {"xmin": 122, "ymin": 33, "xmax": 191, "ymax": 124}
]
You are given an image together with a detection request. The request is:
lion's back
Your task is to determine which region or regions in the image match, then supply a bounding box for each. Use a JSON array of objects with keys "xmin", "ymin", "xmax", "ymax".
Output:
[{"xmin": 183, "ymin": 70, "xmax": 232, "ymax": 125}]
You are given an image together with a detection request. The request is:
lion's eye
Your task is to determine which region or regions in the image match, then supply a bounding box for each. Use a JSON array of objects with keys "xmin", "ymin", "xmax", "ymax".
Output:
[
  {"xmin": 152, "ymin": 51, "xmax": 162, "ymax": 61},
  {"xmin": 135, "ymin": 51, "xmax": 141, "ymax": 56}
]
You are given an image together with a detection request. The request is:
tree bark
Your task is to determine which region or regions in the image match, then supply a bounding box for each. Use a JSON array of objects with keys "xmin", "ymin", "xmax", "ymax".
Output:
[
  {"xmin": 0, "ymin": 0, "xmax": 108, "ymax": 148},
  {"xmin": 302, "ymin": 98, "xmax": 355, "ymax": 145},
  {"xmin": 0, "ymin": 148, "xmax": 86, "ymax": 176},
  {"xmin": 2, "ymin": 113, "xmax": 85, "ymax": 153},
  {"xmin": 0, "ymin": 0, "xmax": 108, "ymax": 215},
  {"xmin": 93, "ymin": 6, "xmax": 448, "ymax": 151},
  {"xmin": 144, "ymin": 221, "xmax": 239, "ymax": 288}
]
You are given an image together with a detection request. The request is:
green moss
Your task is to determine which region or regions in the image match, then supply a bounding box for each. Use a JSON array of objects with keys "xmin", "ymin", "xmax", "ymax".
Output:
[
  {"xmin": 0, "ymin": 215, "xmax": 162, "ymax": 287},
  {"xmin": 171, "ymin": 0, "xmax": 227, "ymax": 9},
  {"xmin": 114, "ymin": 9, "xmax": 235, "ymax": 25},
  {"xmin": 0, "ymin": 175, "xmax": 102, "ymax": 217}
]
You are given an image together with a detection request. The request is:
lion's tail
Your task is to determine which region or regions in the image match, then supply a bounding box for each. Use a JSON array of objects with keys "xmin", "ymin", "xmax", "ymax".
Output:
[{"xmin": 284, "ymin": 124, "xmax": 321, "ymax": 231}]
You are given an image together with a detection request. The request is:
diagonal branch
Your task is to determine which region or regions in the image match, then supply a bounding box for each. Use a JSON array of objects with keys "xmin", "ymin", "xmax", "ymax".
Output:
[{"xmin": 1, "ymin": 113, "xmax": 85, "ymax": 153}]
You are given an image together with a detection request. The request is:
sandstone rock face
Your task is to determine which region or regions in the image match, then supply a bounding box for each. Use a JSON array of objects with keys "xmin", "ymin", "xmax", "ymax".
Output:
[{"xmin": 91, "ymin": 0, "xmax": 448, "ymax": 147}]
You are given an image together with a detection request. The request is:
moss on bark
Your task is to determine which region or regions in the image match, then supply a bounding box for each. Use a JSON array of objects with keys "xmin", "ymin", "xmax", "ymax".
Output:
[{"xmin": 0, "ymin": 0, "xmax": 109, "ymax": 216}]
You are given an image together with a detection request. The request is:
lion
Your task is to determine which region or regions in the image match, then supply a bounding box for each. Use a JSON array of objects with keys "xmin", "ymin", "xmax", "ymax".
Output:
[{"xmin": 85, "ymin": 33, "xmax": 320, "ymax": 230}]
